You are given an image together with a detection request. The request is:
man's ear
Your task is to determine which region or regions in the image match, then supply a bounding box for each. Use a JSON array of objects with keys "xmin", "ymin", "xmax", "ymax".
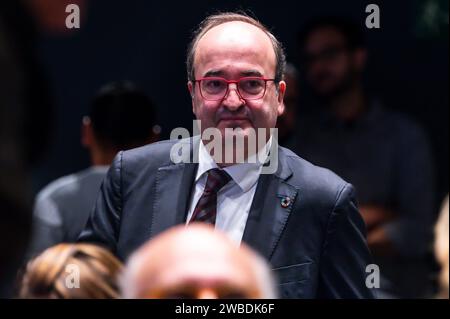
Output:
[
  {"xmin": 188, "ymin": 81, "xmax": 194, "ymax": 99},
  {"xmin": 81, "ymin": 116, "xmax": 93, "ymax": 148},
  {"xmin": 277, "ymin": 81, "xmax": 286, "ymax": 116},
  {"xmin": 188, "ymin": 81, "xmax": 197, "ymax": 115},
  {"xmin": 147, "ymin": 125, "xmax": 161, "ymax": 144}
]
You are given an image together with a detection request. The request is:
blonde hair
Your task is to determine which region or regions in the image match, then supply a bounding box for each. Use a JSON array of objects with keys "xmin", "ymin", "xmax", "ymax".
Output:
[
  {"xmin": 20, "ymin": 243, "xmax": 123, "ymax": 299},
  {"xmin": 435, "ymin": 196, "xmax": 449, "ymax": 298}
]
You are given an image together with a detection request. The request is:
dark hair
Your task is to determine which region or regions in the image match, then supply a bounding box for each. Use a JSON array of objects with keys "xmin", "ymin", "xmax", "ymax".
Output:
[
  {"xmin": 298, "ymin": 16, "xmax": 365, "ymax": 51},
  {"xmin": 88, "ymin": 81, "xmax": 157, "ymax": 151},
  {"xmin": 186, "ymin": 12, "xmax": 286, "ymax": 83}
]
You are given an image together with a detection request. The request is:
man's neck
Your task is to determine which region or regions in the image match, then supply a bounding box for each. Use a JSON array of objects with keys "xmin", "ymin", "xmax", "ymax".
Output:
[
  {"xmin": 329, "ymin": 85, "xmax": 366, "ymax": 122},
  {"xmin": 90, "ymin": 149, "xmax": 116, "ymax": 166}
]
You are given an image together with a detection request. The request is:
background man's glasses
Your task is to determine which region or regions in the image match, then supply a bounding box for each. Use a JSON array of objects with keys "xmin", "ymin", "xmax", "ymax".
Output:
[
  {"xmin": 301, "ymin": 45, "xmax": 350, "ymax": 66},
  {"xmin": 194, "ymin": 77, "xmax": 275, "ymax": 101}
]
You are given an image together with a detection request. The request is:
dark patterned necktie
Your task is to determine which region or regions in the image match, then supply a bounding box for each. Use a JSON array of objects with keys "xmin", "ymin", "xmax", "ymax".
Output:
[{"xmin": 189, "ymin": 168, "xmax": 231, "ymax": 225}]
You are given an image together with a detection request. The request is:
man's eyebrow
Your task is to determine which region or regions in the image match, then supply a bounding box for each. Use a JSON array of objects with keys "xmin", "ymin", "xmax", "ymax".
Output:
[
  {"xmin": 203, "ymin": 70, "xmax": 224, "ymax": 77},
  {"xmin": 202, "ymin": 69, "xmax": 264, "ymax": 78},
  {"xmin": 240, "ymin": 70, "xmax": 263, "ymax": 77}
]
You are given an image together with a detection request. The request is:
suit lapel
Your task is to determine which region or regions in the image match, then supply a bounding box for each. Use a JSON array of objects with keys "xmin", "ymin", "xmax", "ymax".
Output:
[
  {"xmin": 149, "ymin": 140, "xmax": 299, "ymax": 261},
  {"xmin": 242, "ymin": 148, "xmax": 299, "ymax": 261},
  {"xmin": 149, "ymin": 140, "xmax": 198, "ymax": 238}
]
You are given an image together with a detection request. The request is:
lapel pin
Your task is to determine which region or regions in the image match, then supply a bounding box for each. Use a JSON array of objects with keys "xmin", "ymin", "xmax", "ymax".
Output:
[{"xmin": 280, "ymin": 196, "xmax": 291, "ymax": 208}]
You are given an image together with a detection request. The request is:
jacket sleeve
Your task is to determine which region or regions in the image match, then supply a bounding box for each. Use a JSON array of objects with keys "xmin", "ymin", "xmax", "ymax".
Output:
[
  {"xmin": 78, "ymin": 152, "xmax": 123, "ymax": 253},
  {"xmin": 317, "ymin": 183, "xmax": 377, "ymax": 299}
]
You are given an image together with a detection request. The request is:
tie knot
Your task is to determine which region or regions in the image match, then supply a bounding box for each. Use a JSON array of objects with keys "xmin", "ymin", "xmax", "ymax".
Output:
[{"xmin": 204, "ymin": 168, "xmax": 231, "ymax": 194}]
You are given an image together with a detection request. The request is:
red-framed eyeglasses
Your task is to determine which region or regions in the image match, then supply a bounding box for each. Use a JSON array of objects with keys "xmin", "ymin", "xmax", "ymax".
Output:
[{"xmin": 194, "ymin": 77, "xmax": 276, "ymax": 101}]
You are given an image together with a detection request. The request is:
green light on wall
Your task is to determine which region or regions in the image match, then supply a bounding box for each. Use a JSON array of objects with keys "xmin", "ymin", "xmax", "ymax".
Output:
[{"xmin": 415, "ymin": 0, "xmax": 449, "ymax": 39}]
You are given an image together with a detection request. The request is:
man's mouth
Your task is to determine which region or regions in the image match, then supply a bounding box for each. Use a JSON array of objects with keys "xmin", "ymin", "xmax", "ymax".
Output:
[{"xmin": 218, "ymin": 117, "xmax": 250, "ymax": 122}]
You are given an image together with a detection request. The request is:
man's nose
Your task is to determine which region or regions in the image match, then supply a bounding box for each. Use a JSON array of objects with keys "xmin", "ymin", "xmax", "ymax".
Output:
[
  {"xmin": 222, "ymin": 84, "xmax": 244, "ymax": 111},
  {"xmin": 197, "ymin": 288, "xmax": 219, "ymax": 299}
]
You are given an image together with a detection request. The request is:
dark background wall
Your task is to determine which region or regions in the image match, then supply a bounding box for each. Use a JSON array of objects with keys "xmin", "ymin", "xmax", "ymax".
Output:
[{"xmin": 31, "ymin": 0, "xmax": 448, "ymax": 207}]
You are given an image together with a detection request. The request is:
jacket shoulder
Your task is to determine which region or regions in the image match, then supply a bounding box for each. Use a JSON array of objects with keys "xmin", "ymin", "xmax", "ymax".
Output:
[
  {"xmin": 118, "ymin": 139, "xmax": 181, "ymax": 172},
  {"xmin": 280, "ymin": 147, "xmax": 351, "ymax": 204}
]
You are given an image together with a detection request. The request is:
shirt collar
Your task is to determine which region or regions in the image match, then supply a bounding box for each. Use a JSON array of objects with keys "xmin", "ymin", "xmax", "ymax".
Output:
[{"xmin": 195, "ymin": 137, "xmax": 272, "ymax": 192}]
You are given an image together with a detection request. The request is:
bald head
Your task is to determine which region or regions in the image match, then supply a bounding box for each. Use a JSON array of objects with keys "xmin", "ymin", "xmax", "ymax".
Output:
[
  {"xmin": 121, "ymin": 224, "xmax": 276, "ymax": 299},
  {"xmin": 186, "ymin": 12, "xmax": 286, "ymax": 83},
  {"xmin": 194, "ymin": 21, "xmax": 277, "ymax": 82}
]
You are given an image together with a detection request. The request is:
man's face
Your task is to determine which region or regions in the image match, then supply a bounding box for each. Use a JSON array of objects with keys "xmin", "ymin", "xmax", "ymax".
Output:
[
  {"xmin": 303, "ymin": 27, "xmax": 365, "ymax": 98},
  {"xmin": 188, "ymin": 22, "xmax": 285, "ymax": 147}
]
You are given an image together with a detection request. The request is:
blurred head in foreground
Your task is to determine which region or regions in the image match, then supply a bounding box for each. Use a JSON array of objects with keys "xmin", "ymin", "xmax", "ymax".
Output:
[
  {"xmin": 435, "ymin": 196, "xmax": 449, "ymax": 298},
  {"xmin": 121, "ymin": 224, "xmax": 276, "ymax": 299},
  {"xmin": 20, "ymin": 243, "xmax": 122, "ymax": 298}
]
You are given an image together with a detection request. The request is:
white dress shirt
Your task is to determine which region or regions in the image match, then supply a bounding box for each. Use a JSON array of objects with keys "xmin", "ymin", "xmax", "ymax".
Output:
[{"xmin": 186, "ymin": 138, "xmax": 271, "ymax": 244}]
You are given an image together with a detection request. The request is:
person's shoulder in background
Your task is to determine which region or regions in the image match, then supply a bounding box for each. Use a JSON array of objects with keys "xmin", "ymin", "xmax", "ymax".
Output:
[
  {"xmin": 372, "ymin": 102, "xmax": 431, "ymax": 147},
  {"xmin": 29, "ymin": 167, "xmax": 108, "ymax": 257},
  {"xmin": 34, "ymin": 167, "xmax": 107, "ymax": 219}
]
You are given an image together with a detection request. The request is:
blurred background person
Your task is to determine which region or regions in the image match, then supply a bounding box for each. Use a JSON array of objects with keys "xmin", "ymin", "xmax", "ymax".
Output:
[
  {"xmin": 295, "ymin": 17, "xmax": 435, "ymax": 298},
  {"xmin": 0, "ymin": 195, "xmax": 30, "ymax": 298},
  {"xmin": 20, "ymin": 243, "xmax": 122, "ymax": 298},
  {"xmin": 434, "ymin": 196, "xmax": 449, "ymax": 299},
  {"xmin": 27, "ymin": 82, "xmax": 160, "ymax": 258},
  {"xmin": 0, "ymin": 0, "xmax": 53, "ymax": 297},
  {"xmin": 121, "ymin": 224, "xmax": 276, "ymax": 299},
  {"xmin": 276, "ymin": 63, "xmax": 300, "ymax": 151}
]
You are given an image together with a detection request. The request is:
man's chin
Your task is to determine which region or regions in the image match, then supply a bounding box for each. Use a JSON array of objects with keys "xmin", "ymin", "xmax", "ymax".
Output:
[
  {"xmin": 218, "ymin": 126, "xmax": 255, "ymax": 139},
  {"xmin": 217, "ymin": 119, "xmax": 252, "ymax": 129}
]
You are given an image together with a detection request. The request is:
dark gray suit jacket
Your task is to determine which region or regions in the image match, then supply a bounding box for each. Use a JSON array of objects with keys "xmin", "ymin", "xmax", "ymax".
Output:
[{"xmin": 79, "ymin": 138, "xmax": 375, "ymax": 299}]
